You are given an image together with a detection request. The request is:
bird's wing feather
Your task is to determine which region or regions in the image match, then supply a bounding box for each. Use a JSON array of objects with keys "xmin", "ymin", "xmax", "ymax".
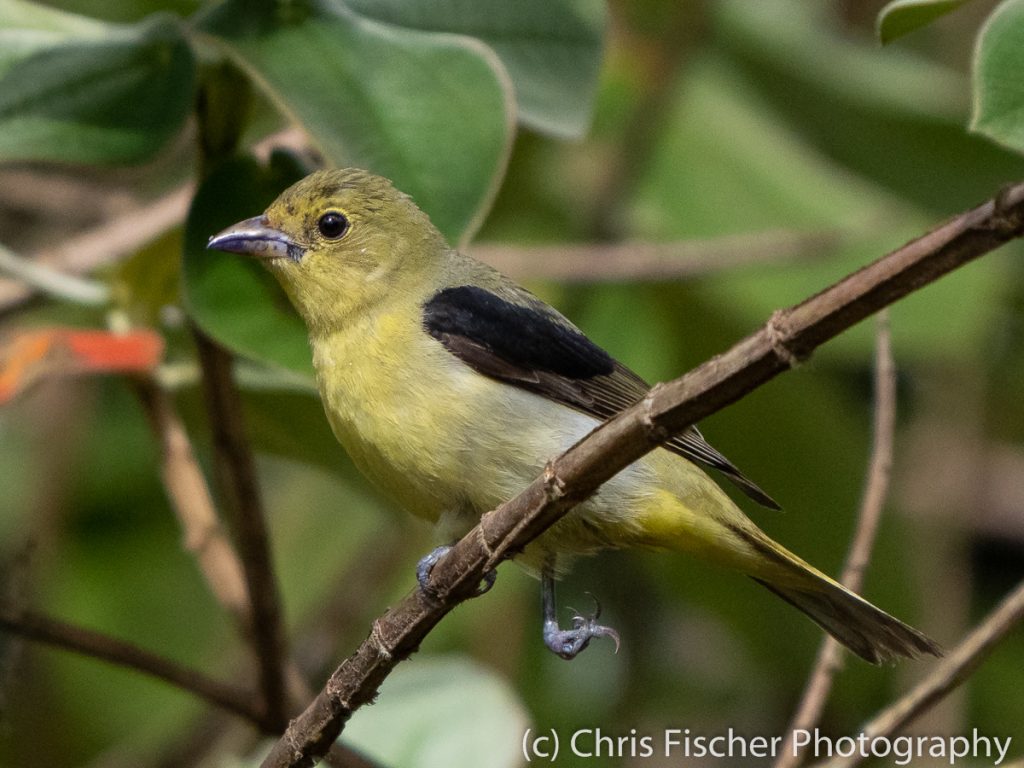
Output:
[{"xmin": 422, "ymin": 285, "xmax": 780, "ymax": 510}]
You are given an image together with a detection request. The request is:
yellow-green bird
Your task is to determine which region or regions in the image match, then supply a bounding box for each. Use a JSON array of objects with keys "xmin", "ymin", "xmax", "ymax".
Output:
[{"xmin": 209, "ymin": 168, "xmax": 939, "ymax": 664}]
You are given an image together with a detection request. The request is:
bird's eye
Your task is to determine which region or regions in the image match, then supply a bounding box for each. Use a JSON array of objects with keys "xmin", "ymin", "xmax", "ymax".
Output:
[{"xmin": 317, "ymin": 211, "xmax": 350, "ymax": 239}]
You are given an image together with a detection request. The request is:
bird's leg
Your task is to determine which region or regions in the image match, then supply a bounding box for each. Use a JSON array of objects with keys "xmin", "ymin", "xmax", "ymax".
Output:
[
  {"xmin": 416, "ymin": 544, "xmax": 496, "ymax": 596},
  {"xmin": 541, "ymin": 569, "xmax": 620, "ymax": 660}
]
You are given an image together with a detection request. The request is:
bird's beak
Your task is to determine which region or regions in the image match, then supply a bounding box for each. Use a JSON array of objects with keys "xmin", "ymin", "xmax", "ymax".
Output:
[{"xmin": 207, "ymin": 216, "xmax": 305, "ymax": 263}]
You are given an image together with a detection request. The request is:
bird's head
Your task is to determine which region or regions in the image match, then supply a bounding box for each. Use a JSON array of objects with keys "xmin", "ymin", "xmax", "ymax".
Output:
[{"xmin": 208, "ymin": 168, "xmax": 447, "ymax": 332}]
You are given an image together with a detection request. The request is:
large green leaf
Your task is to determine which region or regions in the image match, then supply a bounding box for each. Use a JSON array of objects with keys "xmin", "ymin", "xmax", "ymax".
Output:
[
  {"xmin": 343, "ymin": 0, "xmax": 606, "ymax": 138},
  {"xmin": 716, "ymin": 0, "xmax": 1024, "ymax": 211},
  {"xmin": 971, "ymin": 0, "xmax": 1024, "ymax": 154},
  {"xmin": 718, "ymin": 0, "xmax": 966, "ymax": 119},
  {"xmin": 0, "ymin": 0, "xmax": 195, "ymax": 164},
  {"xmin": 200, "ymin": 0, "xmax": 514, "ymax": 244},
  {"xmin": 876, "ymin": 0, "xmax": 971, "ymax": 45},
  {"xmin": 343, "ymin": 656, "xmax": 528, "ymax": 768},
  {"xmin": 631, "ymin": 55, "xmax": 1013, "ymax": 363},
  {"xmin": 43, "ymin": 0, "xmax": 201, "ymax": 24},
  {"xmin": 0, "ymin": 0, "xmax": 105, "ymax": 52},
  {"xmin": 182, "ymin": 153, "xmax": 313, "ymax": 377}
]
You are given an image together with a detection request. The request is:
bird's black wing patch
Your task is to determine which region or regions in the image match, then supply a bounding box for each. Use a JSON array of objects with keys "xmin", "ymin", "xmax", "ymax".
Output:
[
  {"xmin": 423, "ymin": 285, "xmax": 779, "ymax": 509},
  {"xmin": 423, "ymin": 286, "xmax": 614, "ymax": 380}
]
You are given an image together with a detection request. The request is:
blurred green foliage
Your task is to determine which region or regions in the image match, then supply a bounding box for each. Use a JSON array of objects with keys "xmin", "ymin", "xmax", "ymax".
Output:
[
  {"xmin": 877, "ymin": 0, "xmax": 973, "ymax": 44},
  {"xmin": 0, "ymin": 2, "xmax": 195, "ymax": 164},
  {"xmin": 2, "ymin": 1, "xmax": 1024, "ymax": 767}
]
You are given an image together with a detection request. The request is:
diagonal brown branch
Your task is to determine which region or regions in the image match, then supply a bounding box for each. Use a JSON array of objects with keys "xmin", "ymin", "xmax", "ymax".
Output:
[
  {"xmin": 0, "ymin": 603, "xmax": 264, "ymax": 726},
  {"xmin": 133, "ymin": 377, "xmax": 252, "ymax": 627},
  {"xmin": 194, "ymin": 330, "xmax": 288, "ymax": 731},
  {"xmin": 811, "ymin": 576, "xmax": 1024, "ymax": 768},
  {"xmin": 258, "ymin": 182, "xmax": 1024, "ymax": 768},
  {"xmin": 775, "ymin": 311, "xmax": 898, "ymax": 768}
]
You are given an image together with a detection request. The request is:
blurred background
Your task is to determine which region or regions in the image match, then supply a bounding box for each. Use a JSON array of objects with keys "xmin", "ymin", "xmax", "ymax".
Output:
[{"xmin": 1, "ymin": 0, "xmax": 1023, "ymax": 766}]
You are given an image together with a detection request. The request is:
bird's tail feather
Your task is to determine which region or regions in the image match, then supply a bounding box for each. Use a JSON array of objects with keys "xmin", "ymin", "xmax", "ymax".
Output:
[
  {"xmin": 727, "ymin": 523, "xmax": 941, "ymax": 664},
  {"xmin": 752, "ymin": 576, "xmax": 940, "ymax": 664}
]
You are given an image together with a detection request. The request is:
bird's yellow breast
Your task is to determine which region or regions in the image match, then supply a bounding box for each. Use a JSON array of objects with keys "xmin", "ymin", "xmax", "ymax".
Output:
[
  {"xmin": 312, "ymin": 306, "xmax": 472, "ymax": 522},
  {"xmin": 310, "ymin": 301, "xmax": 642, "ymax": 547},
  {"xmin": 308, "ymin": 297, "xmax": 767, "ymax": 575}
]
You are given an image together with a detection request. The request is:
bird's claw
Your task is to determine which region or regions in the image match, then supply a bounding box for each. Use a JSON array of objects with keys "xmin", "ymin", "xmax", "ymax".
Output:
[
  {"xmin": 476, "ymin": 569, "xmax": 497, "ymax": 596},
  {"xmin": 416, "ymin": 544, "xmax": 496, "ymax": 596},
  {"xmin": 416, "ymin": 544, "xmax": 451, "ymax": 590},
  {"xmin": 543, "ymin": 599, "xmax": 621, "ymax": 660}
]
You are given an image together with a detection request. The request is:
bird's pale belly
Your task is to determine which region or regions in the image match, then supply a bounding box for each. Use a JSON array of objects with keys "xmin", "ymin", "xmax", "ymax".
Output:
[{"xmin": 312, "ymin": 328, "xmax": 661, "ymax": 569}]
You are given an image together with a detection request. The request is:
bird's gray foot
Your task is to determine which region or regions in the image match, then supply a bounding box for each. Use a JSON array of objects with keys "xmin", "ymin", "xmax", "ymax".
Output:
[
  {"xmin": 416, "ymin": 544, "xmax": 496, "ymax": 595},
  {"xmin": 416, "ymin": 544, "xmax": 451, "ymax": 589},
  {"xmin": 542, "ymin": 573, "xmax": 620, "ymax": 660}
]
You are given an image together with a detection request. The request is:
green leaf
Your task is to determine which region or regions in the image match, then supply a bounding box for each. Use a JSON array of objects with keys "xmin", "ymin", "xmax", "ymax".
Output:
[
  {"xmin": 343, "ymin": 0, "xmax": 606, "ymax": 138},
  {"xmin": 971, "ymin": 0, "xmax": 1024, "ymax": 154},
  {"xmin": 0, "ymin": 0, "xmax": 105, "ymax": 53},
  {"xmin": 716, "ymin": 0, "xmax": 1024, "ymax": 211},
  {"xmin": 631, "ymin": 57, "xmax": 904, "ymax": 239},
  {"xmin": 0, "ymin": 0, "xmax": 195, "ymax": 164},
  {"xmin": 200, "ymin": 0, "xmax": 514, "ymax": 244},
  {"xmin": 718, "ymin": 0, "xmax": 966, "ymax": 120},
  {"xmin": 631, "ymin": 55, "xmax": 1013, "ymax": 363},
  {"xmin": 182, "ymin": 153, "xmax": 313, "ymax": 377},
  {"xmin": 877, "ymin": 0, "xmax": 971, "ymax": 45},
  {"xmin": 343, "ymin": 656, "xmax": 529, "ymax": 768},
  {"xmin": 42, "ymin": 0, "xmax": 201, "ymax": 24}
]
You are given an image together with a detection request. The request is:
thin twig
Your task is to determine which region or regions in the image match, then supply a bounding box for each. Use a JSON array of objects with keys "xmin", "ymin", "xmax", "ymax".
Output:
[
  {"xmin": 133, "ymin": 377, "xmax": 251, "ymax": 628},
  {"xmin": 259, "ymin": 181, "xmax": 1024, "ymax": 768},
  {"xmin": 811, "ymin": 577, "xmax": 1024, "ymax": 768},
  {"xmin": 776, "ymin": 311, "xmax": 897, "ymax": 768},
  {"xmin": 0, "ymin": 194, "xmax": 837, "ymax": 315},
  {"xmin": 0, "ymin": 184, "xmax": 192, "ymax": 315},
  {"xmin": 841, "ymin": 313, "xmax": 897, "ymax": 595},
  {"xmin": 194, "ymin": 329, "xmax": 289, "ymax": 730},
  {"xmin": 470, "ymin": 229, "xmax": 841, "ymax": 283},
  {"xmin": 0, "ymin": 541, "xmax": 37, "ymax": 721},
  {"xmin": 0, "ymin": 139, "xmax": 836, "ymax": 317},
  {"xmin": 0, "ymin": 128, "xmax": 307, "ymax": 317},
  {"xmin": 0, "ymin": 603, "xmax": 263, "ymax": 725},
  {"xmin": 0, "ymin": 602, "xmax": 378, "ymax": 768},
  {"xmin": 135, "ymin": 373, "xmax": 375, "ymax": 767},
  {"xmin": 0, "ymin": 243, "xmax": 109, "ymax": 305}
]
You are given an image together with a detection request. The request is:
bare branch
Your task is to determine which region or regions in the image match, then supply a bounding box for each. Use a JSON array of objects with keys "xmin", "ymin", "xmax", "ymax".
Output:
[
  {"xmin": 0, "ymin": 601, "xmax": 380, "ymax": 768},
  {"xmin": 0, "ymin": 189, "xmax": 837, "ymax": 315},
  {"xmin": 470, "ymin": 229, "xmax": 841, "ymax": 283},
  {"xmin": 812, "ymin": 576, "xmax": 1024, "ymax": 768},
  {"xmin": 842, "ymin": 312, "xmax": 898, "ymax": 591},
  {"xmin": 0, "ymin": 603, "xmax": 262, "ymax": 726},
  {"xmin": 776, "ymin": 311, "xmax": 897, "ymax": 768},
  {"xmin": 0, "ymin": 242, "xmax": 109, "ymax": 305},
  {"xmin": 134, "ymin": 373, "xmax": 377, "ymax": 768},
  {"xmin": 259, "ymin": 182, "xmax": 1024, "ymax": 768},
  {"xmin": 133, "ymin": 378, "xmax": 251, "ymax": 627},
  {"xmin": 0, "ymin": 185, "xmax": 192, "ymax": 315},
  {"xmin": 194, "ymin": 330, "xmax": 289, "ymax": 730},
  {"xmin": 0, "ymin": 127, "xmax": 306, "ymax": 317}
]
